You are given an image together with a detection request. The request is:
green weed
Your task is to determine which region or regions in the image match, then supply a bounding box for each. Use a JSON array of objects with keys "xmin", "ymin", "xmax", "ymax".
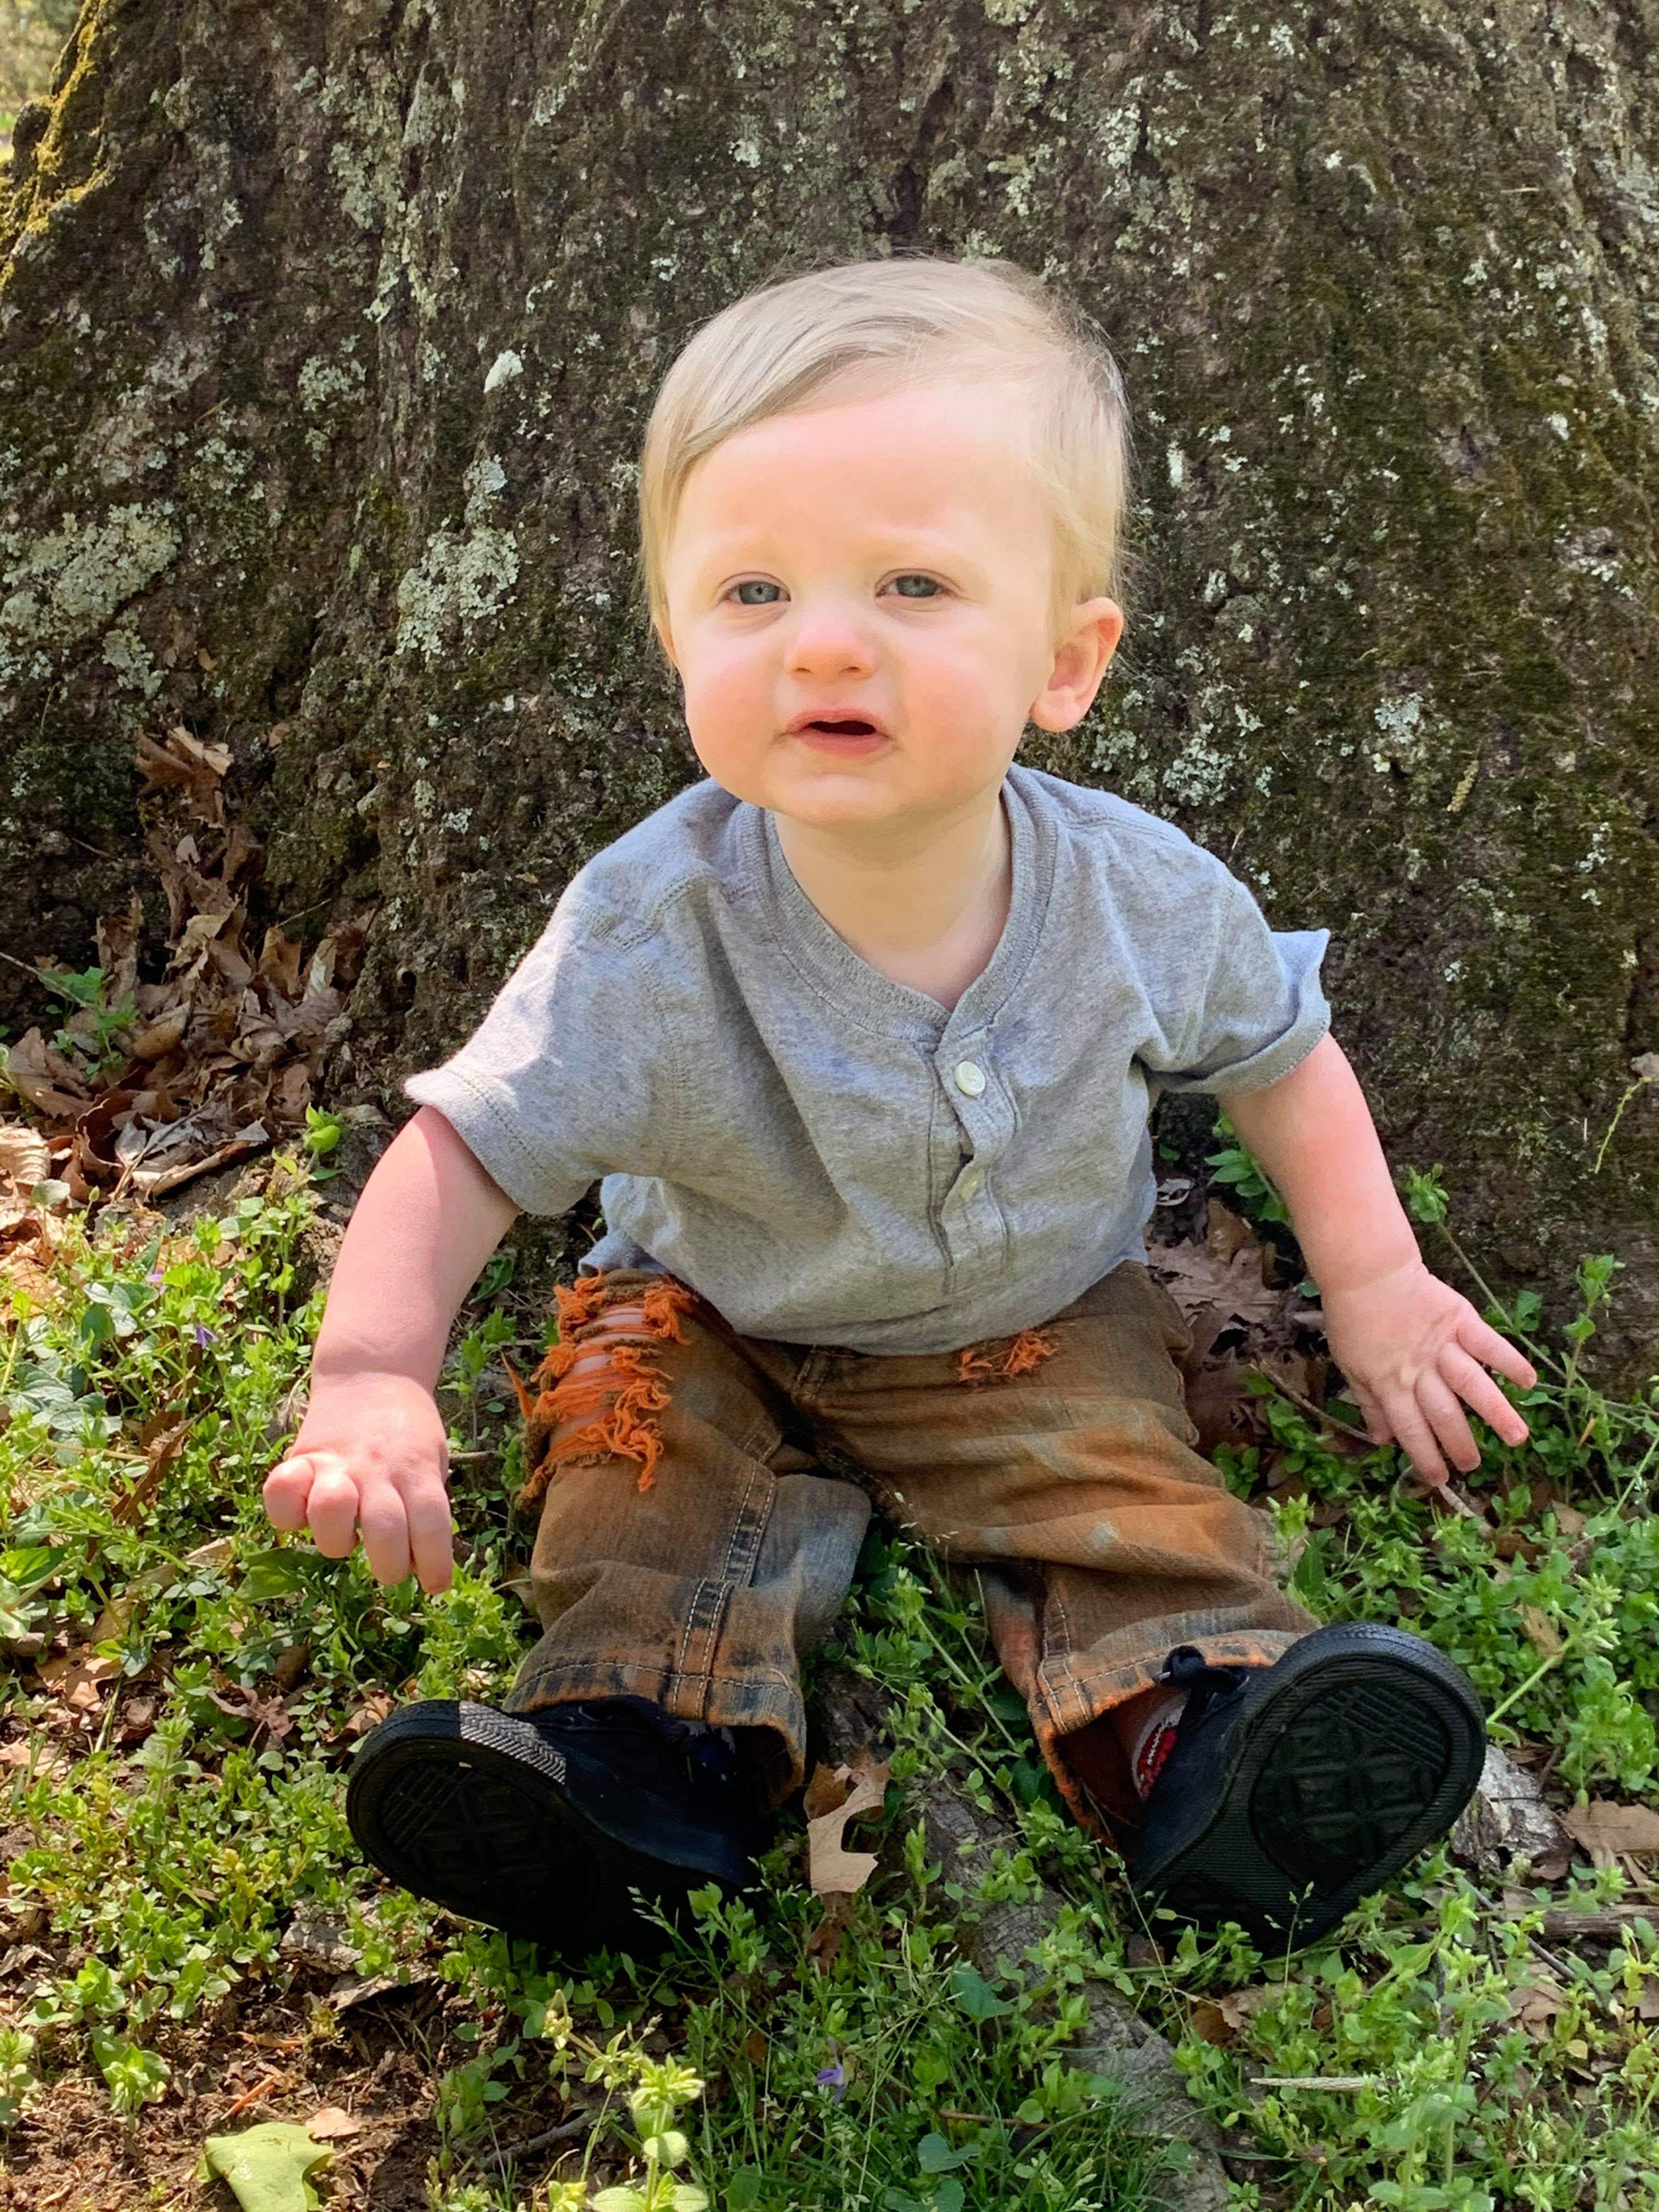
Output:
[{"xmin": 2, "ymin": 1143, "xmax": 1657, "ymax": 2211}]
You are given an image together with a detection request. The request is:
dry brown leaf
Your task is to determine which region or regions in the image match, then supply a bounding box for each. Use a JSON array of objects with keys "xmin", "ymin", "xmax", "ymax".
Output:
[
  {"xmin": 127, "ymin": 1003, "xmax": 190, "ymax": 1062},
  {"xmin": 1148, "ymin": 1240, "xmax": 1284, "ymax": 1332},
  {"xmin": 112, "ymin": 1415, "xmax": 192, "ymax": 1523},
  {"xmin": 1186, "ymin": 1990, "xmax": 1279, "ymax": 2047},
  {"xmin": 1561, "ymin": 1801, "xmax": 1659, "ymax": 1868},
  {"xmin": 306, "ymin": 2107, "xmax": 364, "ymax": 2142},
  {"xmin": 804, "ymin": 1892, "xmax": 855, "ymax": 1966},
  {"xmin": 1512, "ymin": 1978, "xmax": 1570, "ymax": 2035},
  {"xmin": 134, "ymin": 1120, "xmax": 270, "ymax": 1198},
  {"xmin": 0, "ymin": 1736, "xmax": 69, "ymax": 1779},
  {"xmin": 94, "ymin": 895, "xmax": 144, "ymax": 1007},
  {"xmin": 1187, "ymin": 2000, "xmax": 1234, "ymax": 2044},
  {"xmin": 37, "ymin": 1651, "xmax": 120, "ymax": 1714},
  {"xmin": 1, "ymin": 1029, "xmax": 89, "ymax": 1119},
  {"xmin": 0, "ymin": 1124, "xmax": 50, "ymax": 1187},
  {"xmin": 806, "ymin": 1751, "xmax": 890, "ymax": 1898},
  {"xmin": 134, "ymin": 728, "xmax": 232, "ymax": 822},
  {"xmin": 802, "ymin": 1761, "xmax": 853, "ymax": 1821},
  {"xmin": 1519, "ymin": 1606, "xmax": 1564, "ymax": 1658},
  {"xmin": 1203, "ymin": 1199, "xmax": 1257, "ymax": 1261}
]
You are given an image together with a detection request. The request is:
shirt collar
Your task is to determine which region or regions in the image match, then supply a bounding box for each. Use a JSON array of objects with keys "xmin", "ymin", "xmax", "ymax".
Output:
[{"xmin": 746, "ymin": 764, "xmax": 1054, "ymax": 1044}]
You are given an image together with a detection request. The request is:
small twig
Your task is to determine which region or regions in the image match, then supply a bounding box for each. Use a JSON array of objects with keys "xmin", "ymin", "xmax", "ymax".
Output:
[
  {"xmin": 472, "ymin": 2109, "xmax": 592, "ymax": 2169},
  {"xmin": 1250, "ymin": 1367, "xmax": 1374, "ymax": 1447},
  {"xmin": 1251, "ymin": 2075, "xmax": 1381, "ymax": 2092},
  {"xmin": 222, "ymin": 2071, "xmax": 283, "ymax": 2118}
]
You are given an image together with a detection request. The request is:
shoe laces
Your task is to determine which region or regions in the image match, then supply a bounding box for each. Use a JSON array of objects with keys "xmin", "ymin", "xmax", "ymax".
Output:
[{"xmin": 1160, "ymin": 1645, "xmax": 1252, "ymax": 1736}]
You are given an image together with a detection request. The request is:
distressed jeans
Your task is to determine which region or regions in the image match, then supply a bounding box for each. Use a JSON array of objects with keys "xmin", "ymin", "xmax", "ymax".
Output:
[{"xmin": 501, "ymin": 1261, "xmax": 1313, "ymax": 1836}]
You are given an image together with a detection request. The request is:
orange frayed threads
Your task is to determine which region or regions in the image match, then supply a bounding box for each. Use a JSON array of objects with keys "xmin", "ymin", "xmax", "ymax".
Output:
[
  {"xmin": 955, "ymin": 1327, "xmax": 1058, "ymax": 1386},
  {"xmin": 505, "ymin": 1271, "xmax": 698, "ymax": 1508}
]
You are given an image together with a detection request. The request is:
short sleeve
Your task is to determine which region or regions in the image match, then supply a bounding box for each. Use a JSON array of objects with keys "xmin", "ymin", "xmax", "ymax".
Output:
[
  {"xmin": 402, "ymin": 897, "xmax": 659, "ymax": 1215},
  {"xmin": 1146, "ymin": 873, "xmax": 1331, "ymax": 1096}
]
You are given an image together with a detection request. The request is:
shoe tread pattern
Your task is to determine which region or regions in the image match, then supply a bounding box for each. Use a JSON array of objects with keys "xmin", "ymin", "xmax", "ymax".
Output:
[{"xmin": 1249, "ymin": 1681, "xmax": 1454, "ymax": 1889}]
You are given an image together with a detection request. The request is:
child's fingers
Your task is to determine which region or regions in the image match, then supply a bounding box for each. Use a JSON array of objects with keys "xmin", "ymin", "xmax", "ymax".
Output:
[
  {"xmin": 357, "ymin": 1483, "xmax": 412, "ymax": 1588},
  {"xmin": 1415, "ymin": 1370, "xmax": 1480, "ymax": 1474},
  {"xmin": 1456, "ymin": 1310, "xmax": 1537, "ymax": 1392},
  {"xmin": 1348, "ymin": 1382, "xmax": 1392, "ymax": 1447},
  {"xmin": 304, "ymin": 1463, "xmax": 365, "ymax": 1558},
  {"xmin": 403, "ymin": 1482, "xmax": 455, "ymax": 1595},
  {"xmin": 1440, "ymin": 1345, "xmax": 1530, "ymax": 1447},
  {"xmin": 262, "ymin": 1457, "xmax": 317, "ymax": 1530},
  {"xmin": 1385, "ymin": 1389, "xmax": 1450, "ymax": 1486}
]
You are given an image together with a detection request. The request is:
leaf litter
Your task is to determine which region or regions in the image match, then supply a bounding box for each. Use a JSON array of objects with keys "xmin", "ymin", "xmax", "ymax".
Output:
[{"xmin": 0, "ymin": 726, "xmax": 371, "ymax": 1242}]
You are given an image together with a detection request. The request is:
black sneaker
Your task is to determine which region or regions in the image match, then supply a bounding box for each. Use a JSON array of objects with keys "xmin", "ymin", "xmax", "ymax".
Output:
[
  {"xmin": 345, "ymin": 1696, "xmax": 770, "ymax": 1954},
  {"xmin": 1128, "ymin": 1622, "xmax": 1485, "ymax": 1947}
]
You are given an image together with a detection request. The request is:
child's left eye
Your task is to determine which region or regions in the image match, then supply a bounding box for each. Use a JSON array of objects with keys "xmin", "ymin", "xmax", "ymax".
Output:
[{"xmin": 885, "ymin": 574, "xmax": 944, "ymax": 599}]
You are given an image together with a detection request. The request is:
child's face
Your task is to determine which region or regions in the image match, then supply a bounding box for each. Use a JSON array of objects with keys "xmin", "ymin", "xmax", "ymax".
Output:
[{"xmin": 657, "ymin": 378, "xmax": 1122, "ymax": 838}]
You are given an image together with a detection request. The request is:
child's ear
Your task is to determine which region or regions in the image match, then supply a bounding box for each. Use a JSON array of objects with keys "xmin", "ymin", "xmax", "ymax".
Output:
[{"xmin": 1029, "ymin": 596, "xmax": 1124, "ymax": 732}]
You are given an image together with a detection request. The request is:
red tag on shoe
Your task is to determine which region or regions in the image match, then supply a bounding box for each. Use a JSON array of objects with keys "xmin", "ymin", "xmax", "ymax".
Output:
[{"xmin": 1133, "ymin": 1713, "xmax": 1182, "ymax": 1798}]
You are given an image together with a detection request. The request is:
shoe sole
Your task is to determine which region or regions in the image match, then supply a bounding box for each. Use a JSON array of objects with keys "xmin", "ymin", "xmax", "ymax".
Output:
[
  {"xmin": 1133, "ymin": 1623, "xmax": 1486, "ymax": 1947},
  {"xmin": 345, "ymin": 1701, "xmax": 719, "ymax": 1953}
]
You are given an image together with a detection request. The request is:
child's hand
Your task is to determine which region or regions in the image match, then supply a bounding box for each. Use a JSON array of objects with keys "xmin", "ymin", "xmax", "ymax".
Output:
[
  {"xmin": 262, "ymin": 1371, "xmax": 455, "ymax": 1593},
  {"xmin": 1319, "ymin": 1259, "xmax": 1538, "ymax": 1486}
]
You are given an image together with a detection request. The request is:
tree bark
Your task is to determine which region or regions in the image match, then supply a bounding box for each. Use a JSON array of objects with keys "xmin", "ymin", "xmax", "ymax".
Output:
[{"xmin": 2, "ymin": 0, "xmax": 1656, "ymax": 1363}]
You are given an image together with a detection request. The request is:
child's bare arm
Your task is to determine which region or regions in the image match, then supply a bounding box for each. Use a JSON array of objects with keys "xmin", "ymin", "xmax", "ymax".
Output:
[
  {"xmin": 1217, "ymin": 1034, "xmax": 1536, "ymax": 1485},
  {"xmin": 262, "ymin": 1105, "xmax": 521, "ymax": 1591}
]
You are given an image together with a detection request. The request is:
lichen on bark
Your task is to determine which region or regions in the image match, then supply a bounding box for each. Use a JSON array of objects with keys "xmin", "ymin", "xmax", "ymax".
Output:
[{"xmin": 1, "ymin": 0, "xmax": 1655, "ymax": 1370}]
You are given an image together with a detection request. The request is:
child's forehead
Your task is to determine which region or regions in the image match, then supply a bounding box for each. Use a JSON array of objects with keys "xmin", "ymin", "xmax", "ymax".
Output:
[{"xmin": 678, "ymin": 378, "xmax": 1045, "ymax": 534}]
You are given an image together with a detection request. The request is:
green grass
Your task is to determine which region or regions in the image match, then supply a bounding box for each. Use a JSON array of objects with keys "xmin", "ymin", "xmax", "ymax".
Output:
[{"xmin": 3, "ymin": 1143, "xmax": 1659, "ymax": 2209}]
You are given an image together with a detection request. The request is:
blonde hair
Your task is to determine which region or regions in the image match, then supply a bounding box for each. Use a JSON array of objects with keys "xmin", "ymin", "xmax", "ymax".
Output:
[{"xmin": 637, "ymin": 254, "xmax": 1133, "ymax": 643}]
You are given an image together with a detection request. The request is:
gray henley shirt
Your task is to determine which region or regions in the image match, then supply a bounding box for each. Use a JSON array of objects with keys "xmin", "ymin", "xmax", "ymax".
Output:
[{"xmin": 403, "ymin": 763, "xmax": 1329, "ymax": 1354}]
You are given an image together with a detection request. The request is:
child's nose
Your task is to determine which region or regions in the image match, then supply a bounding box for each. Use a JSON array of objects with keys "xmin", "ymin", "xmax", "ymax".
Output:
[{"xmin": 783, "ymin": 600, "xmax": 877, "ymax": 679}]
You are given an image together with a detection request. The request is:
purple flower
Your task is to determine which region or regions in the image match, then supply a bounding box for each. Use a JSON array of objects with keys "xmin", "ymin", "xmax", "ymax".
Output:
[
  {"xmin": 146, "ymin": 1266, "xmax": 166, "ymax": 1285},
  {"xmin": 816, "ymin": 2062, "xmax": 846, "ymax": 2103},
  {"xmin": 194, "ymin": 1323, "xmax": 218, "ymax": 1349}
]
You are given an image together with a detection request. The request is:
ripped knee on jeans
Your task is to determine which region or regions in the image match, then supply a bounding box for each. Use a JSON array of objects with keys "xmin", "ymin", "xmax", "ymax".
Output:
[
  {"xmin": 956, "ymin": 1327, "xmax": 1058, "ymax": 1386},
  {"xmin": 503, "ymin": 1271, "xmax": 699, "ymax": 1509}
]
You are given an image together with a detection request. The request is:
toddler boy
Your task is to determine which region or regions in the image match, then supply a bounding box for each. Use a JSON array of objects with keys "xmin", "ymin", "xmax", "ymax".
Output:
[{"xmin": 264, "ymin": 257, "xmax": 1533, "ymax": 1956}]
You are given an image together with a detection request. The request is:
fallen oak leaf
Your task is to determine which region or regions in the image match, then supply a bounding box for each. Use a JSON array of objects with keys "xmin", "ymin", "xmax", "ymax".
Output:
[
  {"xmin": 1147, "ymin": 1239, "xmax": 1284, "ymax": 1331},
  {"xmin": 806, "ymin": 1751, "xmax": 890, "ymax": 1898},
  {"xmin": 1561, "ymin": 1801, "xmax": 1659, "ymax": 1870}
]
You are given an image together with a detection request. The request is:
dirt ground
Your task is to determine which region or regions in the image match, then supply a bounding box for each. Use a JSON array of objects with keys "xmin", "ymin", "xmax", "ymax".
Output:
[{"xmin": 0, "ymin": 1974, "xmax": 593, "ymax": 2210}]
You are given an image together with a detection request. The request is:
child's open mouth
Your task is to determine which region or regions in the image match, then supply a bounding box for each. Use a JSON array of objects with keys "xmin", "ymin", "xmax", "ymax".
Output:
[{"xmin": 787, "ymin": 713, "xmax": 889, "ymax": 753}]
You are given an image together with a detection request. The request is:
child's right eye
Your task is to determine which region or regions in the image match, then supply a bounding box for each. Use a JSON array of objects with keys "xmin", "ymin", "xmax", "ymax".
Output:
[{"xmin": 729, "ymin": 579, "xmax": 785, "ymax": 606}]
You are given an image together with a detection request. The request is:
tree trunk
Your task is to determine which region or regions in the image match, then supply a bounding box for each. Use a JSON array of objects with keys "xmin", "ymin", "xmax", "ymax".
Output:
[{"xmin": 3, "ymin": 0, "xmax": 1656, "ymax": 1366}]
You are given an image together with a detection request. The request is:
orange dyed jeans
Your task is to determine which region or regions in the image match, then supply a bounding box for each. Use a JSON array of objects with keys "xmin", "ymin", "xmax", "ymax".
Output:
[{"xmin": 501, "ymin": 1260, "xmax": 1313, "ymax": 1835}]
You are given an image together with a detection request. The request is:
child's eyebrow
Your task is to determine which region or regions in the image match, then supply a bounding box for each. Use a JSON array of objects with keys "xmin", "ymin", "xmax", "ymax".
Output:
[{"xmin": 686, "ymin": 522, "xmax": 990, "ymax": 581}]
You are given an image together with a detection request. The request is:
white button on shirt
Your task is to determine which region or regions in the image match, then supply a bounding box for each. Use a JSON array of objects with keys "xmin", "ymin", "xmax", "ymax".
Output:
[{"xmin": 953, "ymin": 1059, "xmax": 987, "ymax": 1097}]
